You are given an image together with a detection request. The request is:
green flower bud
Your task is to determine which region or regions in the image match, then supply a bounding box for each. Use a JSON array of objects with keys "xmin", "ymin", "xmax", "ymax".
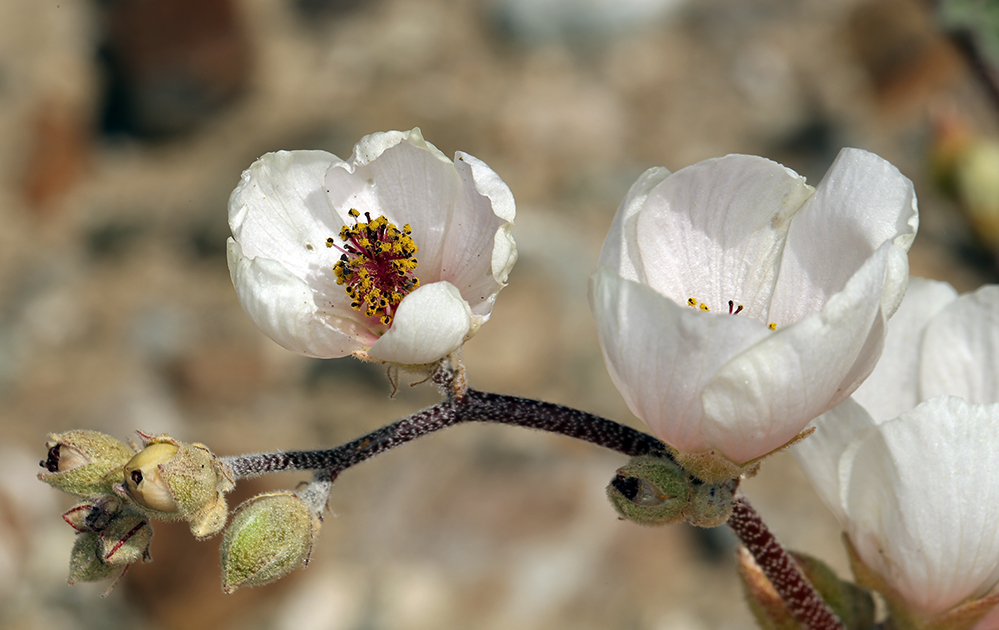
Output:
[
  {"xmin": 38, "ymin": 430, "xmax": 135, "ymax": 498},
  {"xmin": 69, "ymin": 533, "xmax": 122, "ymax": 585},
  {"xmin": 117, "ymin": 433, "xmax": 234, "ymax": 539},
  {"xmin": 220, "ymin": 492, "xmax": 320, "ymax": 594},
  {"xmin": 684, "ymin": 476, "xmax": 739, "ymax": 528},
  {"xmin": 98, "ymin": 513, "xmax": 153, "ymax": 567},
  {"xmin": 606, "ymin": 455, "xmax": 691, "ymax": 526}
]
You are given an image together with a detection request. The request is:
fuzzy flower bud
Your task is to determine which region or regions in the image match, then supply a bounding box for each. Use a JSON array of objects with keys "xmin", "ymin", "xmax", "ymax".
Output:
[
  {"xmin": 606, "ymin": 454, "xmax": 739, "ymax": 528},
  {"xmin": 67, "ymin": 511, "xmax": 152, "ymax": 589},
  {"xmin": 38, "ymin": 430, "xmax": 135, "ymax": 498},
  {"xmin": 220, "ymin": 491, "xmax": 321, "ymax": 593},
  {"xmin": 116, "ymin": 433, "xmax": 234, "ymax": 539}
]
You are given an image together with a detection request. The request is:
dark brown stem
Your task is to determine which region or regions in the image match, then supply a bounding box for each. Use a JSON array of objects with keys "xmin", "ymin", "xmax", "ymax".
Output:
[{"xmin": 728, "ymin": 495, "xmax": 845, "ymax": 630}]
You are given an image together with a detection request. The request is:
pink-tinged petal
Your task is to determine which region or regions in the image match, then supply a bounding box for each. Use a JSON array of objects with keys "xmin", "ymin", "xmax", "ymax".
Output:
[
  {"xmin": 325, "ymin": 129, "xmax": 459, "ymax": 284},
  {"xmin": 700, "ymin": 243, "xmax": 901, "ymax": 464},
  {"xmin": 852, "ymin": 278, "xmax": 958, "ymax": 422},
  {"xmin": 842, "ymin": 397, "xmax": 999, "ymax": 616},
  {"xmin": 367, "ymin": 282, "xmax": 472, "ymax": 365},
  {"xmin": 589, "ymin": 267, "xmax": 772, "ymax": 453},
  {"xmin": 920, "ymin": 284, "xmax": 999, "ymax": 404},
  {"xmin": 791, "ymin": 397, "xmax": 876, "ymax": 524},
  {"xmin": 598, "ymin": 166, "xmax": 672, "ymax": 284},
  {"xmin": 228, "ymin": 150, "xmax": 344, "ymax": 280},
  {"xmin": 439, "ymin": 152, "xmax": 517, "ymax": 317},
  {"xmin": 227, "ymin": 239, "xmax": 370, "ymax": 358},
  {"xmin": 634, "ymin": 155, "xmax": 814, "ymax": 323},
  {"xmin": 769, "ymin": 148, "xmax": 918, "ymax": 325}
]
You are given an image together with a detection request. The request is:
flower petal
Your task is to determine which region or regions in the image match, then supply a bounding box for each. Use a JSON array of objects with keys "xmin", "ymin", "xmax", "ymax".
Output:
[
  {"xmin": 700, "ymin": 242, "xmax": 901, "ymax": 464},
  {"xmin": 589, "ymin": 267, "xmax": 772, "ymax": 453},
  {"xmin": 228, "ymin": 150, "xmax": 344, "ymax": 280},
  {"xmin": 920, "ymin": 285, "xmax": 999, "ymax": 404},
  {"xmin": 367, "ymin": 281, "xmax": 472, "ymax": 365},
  {"xmin": 227, "ymin": 239, "xmax": 369, "ymax": 358},
  {"xmin": 324, "ymin": 129, "xmax": 460, "ymax": 285},
  {"xmin": 598, "ymin": 166, "xmax": 672, "ymax": 284},
  {"xmin": 791, "ymin": 397, "xmax": 875, "ymax": 524},
  {"xmin": 851, "ymin": 278, "xmax": 958, "ymax": 422},
  {"xmin": 769, "ymin": 148, "xmax": 918, "ymax": 325},
  {"xmin": 634, "ymin": 155, "xmax": 814, "ymax": 322},
  {"xmin": 439, "ymin": 152, "xmax": 517, "ymax": 317},
  {"xmin": 841, "ymin": 397, "xmax": 999, "ymax": 615}
]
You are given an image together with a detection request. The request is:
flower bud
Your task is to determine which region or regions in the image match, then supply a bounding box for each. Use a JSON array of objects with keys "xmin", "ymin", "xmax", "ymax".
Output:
[
  {"xmin": 62, "ymin": 496, "xmax": 123, "ymax": 533},
  {"xmin": 69, "ymin": 533, "xmax": 122, "ymax": 585},
  {"xmin": 116, "ymin": 433, "xmax": 234, "ymax": 539},
  {"xmin": 98, "ymin": 513, "xmax": 153, "ymax": 567},
  {"xmin": 684, "ymin": 476, "xmax": 739, "ymax": 528},
  {"xmin": 220, "ymin": 492, "xmax": 320, "ymax": 593},
  {"xmin": 606, "ymin": 455, "xmax": 691, "ymax": 526},
  {"xmin": 38, "ymin": 430, "xmax": 135, "ymax": 498}
]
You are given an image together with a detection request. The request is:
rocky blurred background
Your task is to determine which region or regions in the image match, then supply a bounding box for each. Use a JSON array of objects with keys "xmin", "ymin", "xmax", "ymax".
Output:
[{"xmin": 2, "ymin": 0, "xmax": 998, "ymax": 628}]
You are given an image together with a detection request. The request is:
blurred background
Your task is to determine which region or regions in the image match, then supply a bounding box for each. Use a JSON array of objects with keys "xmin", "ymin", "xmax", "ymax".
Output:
[{"xmin": 2, "ymin": 0, "xmax": 998, "ymax": 628}]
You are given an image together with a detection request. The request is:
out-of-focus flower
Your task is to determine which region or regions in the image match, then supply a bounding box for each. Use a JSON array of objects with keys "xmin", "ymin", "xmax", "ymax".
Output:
[
  {"xmin": 589, "ymin": 148, "xmax": 918, "ymax": 481},
  {"xmin": 794, "ymin": 280, "xmax": 999, "ymax": 627},
  {"xmin": 227, "ymin": 128, "xmax": 517, "ymax": 367}
]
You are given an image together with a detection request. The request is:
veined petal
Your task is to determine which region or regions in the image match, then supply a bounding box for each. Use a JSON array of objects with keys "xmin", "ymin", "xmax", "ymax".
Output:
[
  {"xmin": 770, "ymin": 148, "xmax": 918, "ymax": 325},
  {"xmin": 841, "ymin": 397, "xmax": 999, "ymax": 616},
  {"xmin": 325, "ymin": 129, "xmax": 460, "ymax": 284},
  {"xmin": 701, "ymin": 243, "xmax": 897, "ymax": 464},
  {"xmin": 228, "ymin": 150, "xmax": 343, "ymax": 280},
  {"xmin": 440, "ymin": 152, "xmax": 517, "ymax": 317},
  {"xmin": 367, "ymin": 281, "xmax": 472, "ymax": 365},
  {"xmin": 227, "ymin": 239, "xmax": 369, "ymax": 358},
  {"xmin": 635, "ymin": 155, "xmax": 814, "ymax": 323},
  {"xmin": 791, "ymin": 397, "xmax": 876, "ymax": 524},
  {"xmin": 598, "ymin": 166, "xmax": 672, "ymax": 284},
  {"xmin": 589, "ymin": 267, "xmax": 772, "ymax": 454},
  {"xmin": 852, "ymin": 278, "xmax": 958, "ymax": 422},
  {"xmin": 920, "ymin": 285, "xmax": 999, "ymax": 404}
]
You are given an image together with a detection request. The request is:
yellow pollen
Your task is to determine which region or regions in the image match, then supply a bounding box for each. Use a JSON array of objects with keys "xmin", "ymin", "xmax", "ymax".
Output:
[
  {"xmin": 768, "ymin": 322, "xmax": 777, "ymax": 330},
  {"xmin": 328, "ymin": 209, "xmax": 420, "ymax": 327}
]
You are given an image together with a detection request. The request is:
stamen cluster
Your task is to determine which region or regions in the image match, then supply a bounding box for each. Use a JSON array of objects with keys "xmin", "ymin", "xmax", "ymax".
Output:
[{"xmin": 329, "ymin": 208, "xmax": 420, "ymax": 325}]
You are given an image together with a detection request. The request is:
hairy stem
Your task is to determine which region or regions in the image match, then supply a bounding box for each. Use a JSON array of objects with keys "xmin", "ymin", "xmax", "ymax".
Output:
[{"xmin": 728, "ymin": 495, "xmax": 845, "ymax": 630}]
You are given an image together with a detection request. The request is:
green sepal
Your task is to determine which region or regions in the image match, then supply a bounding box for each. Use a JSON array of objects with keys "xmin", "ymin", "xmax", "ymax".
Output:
[
  {"xmin": 38, "ymin": 431, "xmax": 135, "ymax": 498},
  {"xmin": 606, "ymin": 455, "xmax": 690, "ymax": 526}
]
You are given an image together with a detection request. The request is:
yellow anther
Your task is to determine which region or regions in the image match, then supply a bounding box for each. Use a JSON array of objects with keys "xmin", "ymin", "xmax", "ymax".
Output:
[
  {"xmin": 768, "ymin": 322, "xmax": 777, "ymax": 330},
  {"xmin": 699, "ymin": 303, "xmax": 710, "ymax": 312},
  {"xmin": 687, "ymin": 298, "xmax": 697, "ymax": 307},
  {"xmin": 347, "ymin": 208, "xmax": 360, "ymax": 218}
]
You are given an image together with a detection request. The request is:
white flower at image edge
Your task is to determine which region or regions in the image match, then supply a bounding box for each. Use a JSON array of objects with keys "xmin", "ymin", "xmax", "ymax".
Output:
[
  {"xmin": 794, "ymin": 280, "xmax": 999, "ymax": 623},
  {"xmin": 589, "ymin": 148, "xmax": 918, "ymax": 479},
  {"xmin": 227, "ymin": 129, "xmax": 517, "ymax": 366}
]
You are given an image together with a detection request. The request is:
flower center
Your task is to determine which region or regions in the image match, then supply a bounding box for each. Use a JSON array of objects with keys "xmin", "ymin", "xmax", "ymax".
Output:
[
  {"xmin": 328, "ymin": 209, "xmax": 420, "ymax": 326},
  {"xmin": 686, "ymin": 297, "xmax": 777, "ymax": 330}
]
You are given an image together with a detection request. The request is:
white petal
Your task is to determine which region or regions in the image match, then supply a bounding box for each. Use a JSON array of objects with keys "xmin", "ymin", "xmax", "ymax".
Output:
[
  {"xmin": 791, "ymin": 397, "xmax": 875, "ymax": 524},
  {"xmin": 842, "ymin": 397, "xmax": 999, "ymax": 615},
  {"xmin": 700, "ymin": 243, "xmax": 899, "ymax": 464},
  {"xmin": 589, "ymin": 267, "xmax": 772, "ymax": 453},
  {"xmin": 439, "ymin": 152, "xmax": 517, "ymax": 317},
  {"xmin": 598, "ymin": 166, "xmax": 672, "ymax": 284},
  {"xmin": 634, "ymin": 155, "xmax": 815, "ymax": 322},
  {"xmin": 227, "ymin": 239, "xmax": 369, "ymax": 358},
  {"xmin": 325, "ymin": 130, "xmax": 460, "ymax": 286},
  {"xmin": 367, "ymin": 282, "xmax": 472, "ymax": 365},
  {"xmin": 920, "ymin": 284, "xmax": 999, "ymax": 404},
  {"xmin": 228, "ymin": 150, "xmax": 343, "ymax": 280},
  {"xmin": 769, "ymin": 148, "xmax": 918, "ymax": 324},
  {"xmin": 852, "ymin": 278, "xmax": 958, "ymax": 422}
]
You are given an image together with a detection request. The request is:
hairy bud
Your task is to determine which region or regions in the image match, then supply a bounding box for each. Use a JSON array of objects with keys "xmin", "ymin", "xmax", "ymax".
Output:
[
  {"xmin": 220, "ymin": 492, "xmax": 321, "ymax": 593},
  {"xmin": 38, "ymin": 431, "xmax": 134, "ymax": 498},
  {"xmin": 66, "ymin": 511, "xmax": 153, "ymax": 592},
  {"xmin": 606, "ymin": 454, "xmax": 739, "ymax": 528},
  {"xmin": 116, "ymin": 433, "xmax": 234, "ymax": 539}
]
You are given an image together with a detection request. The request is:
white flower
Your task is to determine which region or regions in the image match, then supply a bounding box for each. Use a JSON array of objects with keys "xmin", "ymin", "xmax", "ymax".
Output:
[
  {"xmin": 227, "ymin": 129, "xmax": 517, "ymax": 366},
  {"xmin": 794, "ymin": 280, "xmax": 999, "ymax": 622},
  {"xmin": 588, "ymin": 148, "xmax": 918, "ymax": 480}
]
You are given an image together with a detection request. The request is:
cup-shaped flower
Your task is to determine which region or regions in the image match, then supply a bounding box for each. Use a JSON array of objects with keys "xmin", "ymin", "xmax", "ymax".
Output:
[
  {"xmin": 227, "ymin": 128, "xmax": 517, "ymax": 367},
  {"xmin": 794, "ymin": 280, "xmax": 999, "ymax": 628},
  {"xmin": 115, "ymin": 433, "xmax": 234, "ymax": 539},
  {"xmin": 38, "ymin": 430, "xmax": 136, "ymax": 498},
  {"xmin": 220, "ymin": 491, "xmax": 321, "ymax": 593},
  {"xmin": 589, "ymin": 149, "xmax": 918, "ymax": 481}
]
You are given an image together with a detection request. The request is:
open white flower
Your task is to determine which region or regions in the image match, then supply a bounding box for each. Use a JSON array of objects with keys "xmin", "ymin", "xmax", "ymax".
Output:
[
  {"xmin": 794, "ymin": 280, "xmax": 999, "ymax": 624},
  {"xmin": 589, "ymin": 148, "xmax": 918, "ymax": 481},
  {"xmin": 227, "ymin": 129, "xmax": 517, "ymax": 366}
]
